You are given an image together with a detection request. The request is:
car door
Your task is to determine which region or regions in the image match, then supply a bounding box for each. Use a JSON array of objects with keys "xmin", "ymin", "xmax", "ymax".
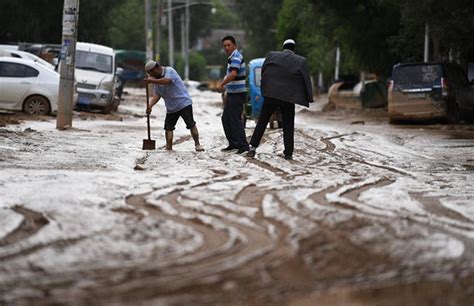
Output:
[
  {"xmin": 0, "ymin": 61, "xmax": 36, "ymax": 108},
  {"xmin": 446, "ymin": 64, "xmax": 474, "ymax": 114}
]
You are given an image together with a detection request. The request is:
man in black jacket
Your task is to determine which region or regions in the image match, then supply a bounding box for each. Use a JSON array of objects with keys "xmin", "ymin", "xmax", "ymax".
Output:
[{"xmin": 247, "ymin": 39, "xmax": 314, "ymax": 160}]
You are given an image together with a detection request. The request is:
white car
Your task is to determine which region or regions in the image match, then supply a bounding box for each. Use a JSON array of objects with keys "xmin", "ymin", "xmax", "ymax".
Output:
[
  {"xmin": 0, "ymin": 49, "xmax": 55, "ymax": 71},
  {"xmin": 0, "ymin": 57, "xmax": 64, "ymax": 115},
  {"xmin": 75, "ymin": 42, "xmax": 118, "ymax": 113}
]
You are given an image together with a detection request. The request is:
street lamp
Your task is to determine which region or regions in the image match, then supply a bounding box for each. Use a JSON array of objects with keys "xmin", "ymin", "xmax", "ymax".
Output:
[{"xmin": 163, "ymin": 1, "xmax": 215, "ymax": 82}]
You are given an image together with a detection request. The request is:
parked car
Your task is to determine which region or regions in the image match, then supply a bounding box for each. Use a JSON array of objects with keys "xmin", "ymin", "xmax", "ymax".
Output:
[
  {"xmin": 21, "ymin": 43, "xmax": 61, "ymax": 66},
  {"xmin": 0, "ymin": 49, "xmax": 55, "ymax": 70},
  {"xmin": 0, "ymin": 57, "xmax": 64, "ymax": 115},
  {"xmin": 0, "ymin": 44, "xmax": 19, "ymax": 51},
  {"xmin": 328, "ymin": 74, "xmax": 387, "ymax": 109},
  {"xmin": 74, "ymin": 42, "xmax": 119, "ymax": 114},
  {"xmin": 388, "ymin": 62, "xmax": 474, "ymax": 123}
]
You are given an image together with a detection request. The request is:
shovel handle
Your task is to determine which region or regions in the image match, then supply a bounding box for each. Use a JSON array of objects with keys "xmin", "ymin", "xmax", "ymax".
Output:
[{"xmin": 145, "ymin": 83, "xmax": 153, "ymax": 141}]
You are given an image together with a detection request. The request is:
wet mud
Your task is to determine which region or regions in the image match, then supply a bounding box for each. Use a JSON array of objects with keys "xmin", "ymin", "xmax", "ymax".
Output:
[{"xmin": 0, "ymin": 91, "xmax": 473, "ymax": 305}]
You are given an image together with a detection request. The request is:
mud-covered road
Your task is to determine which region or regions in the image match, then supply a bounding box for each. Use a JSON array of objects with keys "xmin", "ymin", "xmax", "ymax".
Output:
[{"xmin": 1, "ymin": 88, "xmax": 473, "ymax": 306}]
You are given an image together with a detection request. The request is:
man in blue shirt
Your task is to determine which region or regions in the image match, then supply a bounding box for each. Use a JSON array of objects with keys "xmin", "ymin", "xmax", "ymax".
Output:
[
  {"xmin": 218, "ymin": 35, "xmax": 249, "ymax": 154},
  {"xmin": 144, "ymin": 60, "xmax": 204, "ymax": 152}
]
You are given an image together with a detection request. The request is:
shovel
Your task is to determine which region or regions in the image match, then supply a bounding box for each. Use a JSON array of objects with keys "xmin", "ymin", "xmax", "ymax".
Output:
[{"xmin": 142, "ymin": 83, "xmax": 156, "ymax": 150}]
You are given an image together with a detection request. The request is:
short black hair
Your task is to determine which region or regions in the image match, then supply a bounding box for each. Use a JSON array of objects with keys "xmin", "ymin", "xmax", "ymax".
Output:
[
  {"xmin": 283, "ymin": 43, "xmax": 295, "ymax": 52},
  {"xmin": 222, "ymin": 35, "xmax": 236, "ymax": 45}
]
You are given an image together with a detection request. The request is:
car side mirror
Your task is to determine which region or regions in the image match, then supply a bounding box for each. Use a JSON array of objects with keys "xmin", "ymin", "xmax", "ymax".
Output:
[{"xmin": 115, "ymin": 67, "xmax": 124, "ymax": 75}]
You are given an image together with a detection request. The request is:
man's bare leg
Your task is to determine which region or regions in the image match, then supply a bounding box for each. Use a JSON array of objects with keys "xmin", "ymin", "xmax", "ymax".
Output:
[
  {"xmin": 191, "ymin": 126, "xmax": 204, "ymax": 151},
  {"xmin": 165, "ymin": 130, "xmax": 173, "ymax": 150}
]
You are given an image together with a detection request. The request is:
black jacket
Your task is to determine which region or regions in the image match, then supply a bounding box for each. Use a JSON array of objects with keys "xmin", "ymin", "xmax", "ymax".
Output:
[{"xmin": 261, "ymin": 50, "xmax": 314, "ymax": 107}]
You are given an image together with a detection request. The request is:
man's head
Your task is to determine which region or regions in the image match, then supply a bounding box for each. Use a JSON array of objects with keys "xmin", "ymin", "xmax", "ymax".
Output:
[
  {"xmin": 145, "ymin": 60, "xmax": 163, "ymax": 78},
  {"xmin": 283, "ymin": 39, "xmax": 296, "ymax": 52},
  {"xmin": 222, "ymin": 35, "xmax": 237, "ymax": 56}
]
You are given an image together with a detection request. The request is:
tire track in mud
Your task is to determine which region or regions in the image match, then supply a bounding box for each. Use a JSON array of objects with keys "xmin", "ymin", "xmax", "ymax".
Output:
[
  {"xmin": 245, "ymin": 157, "xmax": 291, "ymax": 180},
  {"xmin": 308, "ymin": 178, "xmax": 395, "ymax": 217},
  {"xmin": 106, "ymin": 188, "xmax": 293, "ymax": 300},
  {"xmin": 0, "ymin": 206, "xmax": 49, "ymax": 247},
  {"xmin": 297, "ymin": 130, "xmax": 414, "ymax": 177},
  {"xmin": 410, "ymin": 192, "xmax": 472, "ymax": 223},
  {"xmin": 76, "ymin": 175, "xmax": 320, "ymax": 303}
]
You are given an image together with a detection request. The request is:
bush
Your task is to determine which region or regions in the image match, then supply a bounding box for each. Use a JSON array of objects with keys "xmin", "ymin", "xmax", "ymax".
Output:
[{"xmin": 175, "ymin": 52, "xmax": 207, "ymax": 81}]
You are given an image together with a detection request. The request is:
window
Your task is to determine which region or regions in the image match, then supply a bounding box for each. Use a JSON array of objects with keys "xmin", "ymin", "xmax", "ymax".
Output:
[
  {"xmin": 254, "ymin": 67, "xmax": 262, "ymax": 87},
  {"xmin": 0, "ymin": 62, "xmax": 39, "ymax": 77},
  {"xmin": 392, "ymin": 64, "xmax": 442, "ymax": 90},
  {"xmin": 75, "ymin": 50, "xmax": 113, "ymax": 74}
]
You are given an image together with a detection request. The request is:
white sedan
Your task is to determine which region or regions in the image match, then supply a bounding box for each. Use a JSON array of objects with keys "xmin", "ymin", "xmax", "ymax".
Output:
[
  {"xmin": 0, "ymin": 49, "xmax": 56, "ymax": 71},
  {"xmin": 0, "ymin": 57, "xmax": 64, "ymax": 115}
]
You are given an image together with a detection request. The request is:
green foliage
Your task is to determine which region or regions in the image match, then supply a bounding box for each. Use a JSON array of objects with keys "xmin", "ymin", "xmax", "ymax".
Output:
[
  {"xmin": 394, "ymin": 0, "xmax": 474, "ymax": 63},
  {"xmin": 275, "ymin": 0, "xmax": 474, "ymax": 79},
  {"xmin": 0, "ymin": 0, "xmax": 125, "ymax": 46},
  {"xmin": 209, "ymin": 0, "xmax": 240, "ymax": 29},
  {"xmin": 175, "ymin": 52, "xmax": 207, "ymax": 81},
  {"xmin": 0, "ymin": 0, "xmax": 63, "ymax": 43},
  {"xmin": 108, "ymin": 0, "xmax": 145, "ymax": 50},
  {"xmin": 189, "ymin": 52, "xmax": 208, "ymax": 81},
  {"xmin": 235, "ymin": 0, "xmax": 284, "ymax": 58},
  {"xmin": 200, "ymin": 40, "xmax": 225, "ymax": 65},
  {"xmin": 78, "ymin": 0, "xmax": 127, "ymax": 45}
]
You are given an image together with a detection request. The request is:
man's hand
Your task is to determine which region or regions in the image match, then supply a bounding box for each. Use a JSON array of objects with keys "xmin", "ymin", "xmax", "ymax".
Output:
[
  {"xmin": 144, "ymin": 77, "xmax": 153, "ymax": 84},
  {"xmin": 217, "ymin": 83, "xmax": 225, "ymax": 93}
]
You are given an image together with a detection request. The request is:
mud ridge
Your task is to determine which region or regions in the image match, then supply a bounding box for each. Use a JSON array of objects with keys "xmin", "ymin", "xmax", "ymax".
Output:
[{"xmin": 0, "ymin": 205, "xmax": 49, "ymax": 247}]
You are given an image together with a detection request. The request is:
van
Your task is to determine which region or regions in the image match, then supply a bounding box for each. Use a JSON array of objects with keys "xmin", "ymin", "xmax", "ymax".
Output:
[
  {"xmin": 388, "ymin": 62, "xmax": 474, "ymax": 123},
  {"xmin": 75, "ymin": 42, "xmax": 118, "ymax": 113}
]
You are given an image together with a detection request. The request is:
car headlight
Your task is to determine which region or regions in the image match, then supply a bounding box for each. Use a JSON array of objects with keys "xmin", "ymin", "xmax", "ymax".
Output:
[{"xmin": 98, "ymin": 80, "xmax": 114, "ymax": 91}]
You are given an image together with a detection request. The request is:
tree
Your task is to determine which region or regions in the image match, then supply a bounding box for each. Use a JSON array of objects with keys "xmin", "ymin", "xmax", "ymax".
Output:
[
  {"xmin": 108, "ymin": 0, "xmax": 145, "ymax": 50},
  {"xmin": 394, "ymin": 0, "xmax": 474, "ymax": 64},
  {"xmin": 0, "ymin": 0, "xmax": 124, "ymax": 46},
  {"xmin": 235, "ymin": 0, "xmax": 284, "ymax": 59},
  {"xmin": 0, "ymin": 0, "xmax": 63, "ymax": 43}
]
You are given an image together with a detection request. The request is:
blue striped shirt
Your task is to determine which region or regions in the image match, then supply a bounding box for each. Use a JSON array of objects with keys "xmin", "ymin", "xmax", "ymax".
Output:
[{"xmin": 226, "ymin": 49, "xmax": 246, "ymax": 93}]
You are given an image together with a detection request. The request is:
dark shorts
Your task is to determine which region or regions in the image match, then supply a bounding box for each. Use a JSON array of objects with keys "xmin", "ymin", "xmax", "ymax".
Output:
[{"xmin": 164, "ymin": 105, "xmax": 196, "ymax": 131}]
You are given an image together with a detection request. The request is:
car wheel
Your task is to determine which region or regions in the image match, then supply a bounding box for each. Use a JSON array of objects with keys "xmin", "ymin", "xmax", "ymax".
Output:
[
  {"xmin": 102, "ymin": 102, "xmax": 113, "ymax": 114},
  {"xmin": 111, "ymin": 98, "xmax": 120, "ymax": 112},
  {"xmin": 23, "ymin": 95, "xmax": 51, "ymax": 115}
]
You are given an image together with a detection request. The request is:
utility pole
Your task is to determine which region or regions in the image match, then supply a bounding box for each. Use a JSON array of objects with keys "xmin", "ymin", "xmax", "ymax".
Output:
[
  {"xmin": 168, "ymin": 0, "xmax": 174, "ymax": 67},
  {"xmin": 145, "ymin": 0, "xmax": 153, "ymax": 60},
  {"xmin": 57, "ymin": 0, "xmax": 80, "ymax": 130},
  {"xmin": 181, "ymin": 13, "xmax": 186, "ymax": 59},
  {"xmin": 155, "ymin": 0, "xmax": 162, "ymax": 61},
  {"xmin": 184, "ymin": 0, "xmax": 190, "ymax": 82},
  {"xmin": 424, "ymin": 23, "xmax": 430, "ymax": 62}
]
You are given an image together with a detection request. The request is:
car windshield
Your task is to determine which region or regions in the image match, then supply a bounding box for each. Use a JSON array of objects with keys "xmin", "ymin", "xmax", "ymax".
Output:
[
  {"xmin": 392, "ymin": 64, "xmax": 442, "ymax": 90},
  {"xmin": 75, "ymin": 50, "xmax": 113, "ymax": 74}
]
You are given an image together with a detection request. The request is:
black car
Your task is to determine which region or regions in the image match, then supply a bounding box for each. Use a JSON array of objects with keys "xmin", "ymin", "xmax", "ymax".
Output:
[{"xmin": 388, "ymin": 62, "xmax": 474, "ymax": 123}]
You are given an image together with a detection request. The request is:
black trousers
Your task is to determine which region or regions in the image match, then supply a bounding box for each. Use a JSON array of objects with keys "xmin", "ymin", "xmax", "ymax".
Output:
[
  {"xmin": 222, "ymin": 92, "xmax": 249, "ymax": 150},
  {"xmin": 250, "ymin": 97, "xmax": 295, "ymax": 157}
]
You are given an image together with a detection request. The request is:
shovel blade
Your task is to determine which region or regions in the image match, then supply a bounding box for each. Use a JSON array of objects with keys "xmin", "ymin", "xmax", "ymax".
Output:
[{"xmin": 142, "ymin": 139, "xmax": 156, "ymax": 150}]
